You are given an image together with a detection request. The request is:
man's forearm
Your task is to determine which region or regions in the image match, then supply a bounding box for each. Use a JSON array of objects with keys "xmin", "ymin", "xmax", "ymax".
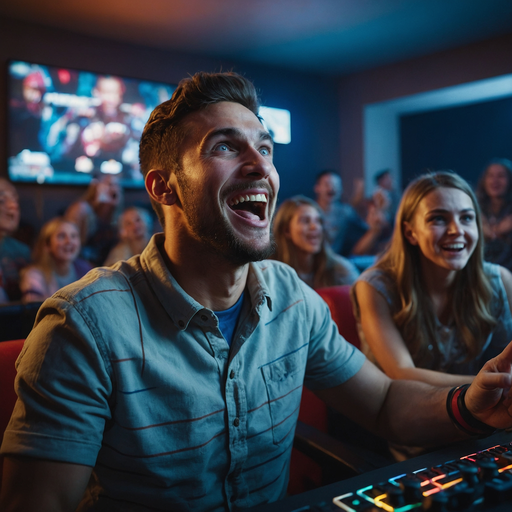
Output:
[{"xmin": 376, "ymin": 379, "xmax": 466, "ymax": 446}]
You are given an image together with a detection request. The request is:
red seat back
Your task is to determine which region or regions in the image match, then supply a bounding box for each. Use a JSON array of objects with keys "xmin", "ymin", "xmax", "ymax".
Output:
[
  {"xmin": 317, "ymin": 285, "xmax": 360, "ymax": 349},
  {"xmin": 0, "ymin": 339, "xmax": 25, "ymax": 488}
]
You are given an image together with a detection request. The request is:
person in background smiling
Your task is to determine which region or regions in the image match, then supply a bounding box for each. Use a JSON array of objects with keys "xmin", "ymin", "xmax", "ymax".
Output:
[
  {"xmin": 103, "ymin": 206, "xmax": 152, "ymax": 266},
  {"xmin": 20, "ymin": 217, "xmax": 91, "ymax": 302},
  {"xmin": 273, "ymin": 195, "xmax": 359, "ymax": 289},
  {"xmin": 476, "ymin": 158, "xmax": 512, "ymax": 271},
  {"xmin": 0, "ymin": 178, "xmax": 31, "ymax": 302},
  {"xmin": 352, "ymin": 171, "xmax": 512, "ymax": 388}
]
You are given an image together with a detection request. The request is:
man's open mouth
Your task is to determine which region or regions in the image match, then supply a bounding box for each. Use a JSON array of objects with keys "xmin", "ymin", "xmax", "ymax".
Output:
[{"xmin": 228, "ymin": 193, "xmax": 268, "ymax": 221}]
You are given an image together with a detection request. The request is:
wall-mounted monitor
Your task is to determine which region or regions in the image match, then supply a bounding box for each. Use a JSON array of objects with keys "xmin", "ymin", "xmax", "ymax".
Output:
[
  {"xmin": 7, "ymin": 60, "xmax": 175, "ymax": 188},
  {"xmin": 259, "ymin": 106, "xmax": 291, "ymax": 145}
]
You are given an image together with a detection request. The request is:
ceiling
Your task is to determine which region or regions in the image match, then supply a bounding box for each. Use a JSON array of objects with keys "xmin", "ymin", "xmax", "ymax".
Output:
[{"xmin": 1, "ymin": 0, "xmax": 512, "ymax": 76}]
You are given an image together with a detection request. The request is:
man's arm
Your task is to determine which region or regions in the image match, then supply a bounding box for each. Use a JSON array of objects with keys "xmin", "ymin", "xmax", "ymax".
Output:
[
  {"xmin": 315, "ymin": 342, "xmax": 512, "ymax": 447},
  {"xmin": 0, "ymin": 457, "xmax": 92, "ymax": 512},
  {"xmin": 315, "ymin": 359, "xmax": 462, "ymax": 446}
]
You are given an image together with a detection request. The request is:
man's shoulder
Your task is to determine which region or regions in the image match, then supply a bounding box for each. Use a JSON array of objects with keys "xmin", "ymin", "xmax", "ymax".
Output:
[
  {"xmin": 252, "ymin": 259, "xmax": 303, "ymax": 282},
  {"xmin": 55, "ymin": 258, "xmax": 143, "ymax": 305}
]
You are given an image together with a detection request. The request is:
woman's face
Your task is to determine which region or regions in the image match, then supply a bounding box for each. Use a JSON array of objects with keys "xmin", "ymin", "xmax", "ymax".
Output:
[
  {"xmin": 48, "ymin": 223, "xmax": 81, "ymax": 264},
  {"xmin": 286, "ymin": 204, "xmax": 323, "ymax": 255},
  {"xmin": 484, "ymin": 164, "xmax": 509, "ymax": 199},
  {"xmin": 403, "ymin": 187, "xmax": 479, "ymax": 274},
  {"xmin": 120, "ymin": 210, "xmax": 147, "ymax": 241}
]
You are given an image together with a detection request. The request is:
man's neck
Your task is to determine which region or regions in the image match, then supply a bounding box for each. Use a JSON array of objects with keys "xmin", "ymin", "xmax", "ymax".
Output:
[{"xmin": 163, "ymin": 236, "xmax": 249, "ymax": 311}]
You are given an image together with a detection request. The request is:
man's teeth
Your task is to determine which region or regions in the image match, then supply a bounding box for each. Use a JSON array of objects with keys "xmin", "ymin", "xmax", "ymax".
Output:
[{"xmin": 230, "ymin": 194, "xmax": 267, "ymax": 206}]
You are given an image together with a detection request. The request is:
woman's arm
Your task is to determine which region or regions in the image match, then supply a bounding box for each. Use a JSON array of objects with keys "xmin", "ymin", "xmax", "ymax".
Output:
[{"xmin": 354, "ymin": 280, "xmax": 474, "ymax": 386}]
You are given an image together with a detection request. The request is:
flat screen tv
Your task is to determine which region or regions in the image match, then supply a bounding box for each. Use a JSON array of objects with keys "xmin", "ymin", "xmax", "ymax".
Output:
[{"xmin": 7, "ymin": 60, "xmax": 176, "ymax": 188}]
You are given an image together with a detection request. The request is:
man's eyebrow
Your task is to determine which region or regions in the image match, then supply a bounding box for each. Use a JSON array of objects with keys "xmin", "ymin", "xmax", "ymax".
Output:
[{"xmin": 203, "ymin": 127, "xmax": 274, "ymax": 146}]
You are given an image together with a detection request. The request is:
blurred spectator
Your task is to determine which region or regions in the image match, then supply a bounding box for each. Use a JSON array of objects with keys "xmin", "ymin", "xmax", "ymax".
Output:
[
  {"xmin": 0, "ymin": 178, "xmax": 31, "ymax": 301},
  {"xmin": 103, "ymin": 206, "xmax": 152, "ymax": 266},
  {"xmin": 65, "ymin": 174, "xmax": 122, "ymax": 265},
  {"xmin": 373, "ymin": 169, "xmax": 400, "ymax": 223},
  {"xmin": 20, "ymin": 217, "xmax": 91, "ymax": 303},
  {"xmin": 272, "ymin": 196, "xmax": 359, "ymax": 289},
  {"xmin": 313, "ymin": 170, "xmax": 367, "ymax": 256},
  {"xmin": 476, "ymin": 158, "xmax": 512, "ymax": 271}
]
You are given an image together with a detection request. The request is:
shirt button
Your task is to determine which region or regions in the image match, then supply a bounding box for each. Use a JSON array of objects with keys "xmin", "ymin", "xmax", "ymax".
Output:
[
  {"xmin": 233, "ymin": 417, "xmax": 240, "ymax": 427},
  {"xmin": 201, "ymin": 314, "xmax": 208, "ymax": 321},
  {"xmin": 230, "ymin": 370, "xmax": 235, "ymax": 379},
  {"xmin": 178, "ymin": 320, "xmax": 185, "ymax": 328}
]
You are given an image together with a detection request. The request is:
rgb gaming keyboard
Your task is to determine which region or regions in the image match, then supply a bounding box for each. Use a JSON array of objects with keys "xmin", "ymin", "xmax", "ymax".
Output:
[
  {"xmin": 333, "ymin": 440, "xmax": 512, "ymax": 511},
  {"xmin": 250, "ymin": 431, "xmax": 512, "ymax": 512}
]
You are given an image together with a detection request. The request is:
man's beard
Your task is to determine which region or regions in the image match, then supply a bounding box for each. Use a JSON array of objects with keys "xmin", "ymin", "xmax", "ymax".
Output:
[{"xmin": 177, "ymin": 176, "xmax": 276, "ymax": 266}]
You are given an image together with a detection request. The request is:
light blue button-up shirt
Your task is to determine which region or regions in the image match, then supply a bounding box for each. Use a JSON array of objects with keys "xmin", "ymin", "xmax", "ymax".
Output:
[{"xmin": 2, "ymin": 234, "xmax": 365, "ymax": 511}]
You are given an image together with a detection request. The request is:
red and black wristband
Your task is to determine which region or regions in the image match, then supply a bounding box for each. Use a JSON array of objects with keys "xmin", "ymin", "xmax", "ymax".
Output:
[{"xmin": 446, "ymin": 384, "xmax": 498, "ymax": 437}]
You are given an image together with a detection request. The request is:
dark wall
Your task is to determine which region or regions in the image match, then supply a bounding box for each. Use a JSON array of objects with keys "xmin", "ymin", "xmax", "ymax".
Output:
[
  {"xmin": 337, "ymin": 33, "xmax": 512, "ymax": 199},
  {"xmin": 400, "ymin": 96, "xmax": 512, "ymax": 188},
  {"xmin": 0, "ymin": 17, "xmax": 340, "ymax": 235}
]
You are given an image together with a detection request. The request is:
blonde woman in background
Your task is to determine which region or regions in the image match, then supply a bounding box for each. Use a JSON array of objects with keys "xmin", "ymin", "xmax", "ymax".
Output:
[
  {"xmin": 103, "ymin": 206, "xmax": 152, "ymax": 266},
  {"xmin": 352, "ymin": 171, "xmax": 512, "ymax": 388},
  {"xmin": 20, "ymin": 218, "xmax": 92, "ymax": 303},
  {"xmin": 273, "ymin": 195, "xmax": 359, "ymax": 289}
]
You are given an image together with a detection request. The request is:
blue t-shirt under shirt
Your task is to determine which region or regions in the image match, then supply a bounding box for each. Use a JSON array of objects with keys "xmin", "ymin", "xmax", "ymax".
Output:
[{"xmin": 214, "ymin": 292, "xmax": 244, "ymax": 347}]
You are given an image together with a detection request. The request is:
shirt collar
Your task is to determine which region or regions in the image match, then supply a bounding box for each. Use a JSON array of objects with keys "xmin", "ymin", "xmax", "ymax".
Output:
[{"xmin": 140, "ymin": 234, "xmax": 272, "ymax": 329}]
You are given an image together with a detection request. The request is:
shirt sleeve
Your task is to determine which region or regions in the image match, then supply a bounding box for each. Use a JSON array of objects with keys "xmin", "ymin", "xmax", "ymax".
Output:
[
  {"xmin": 0, "ymin": 296, "xmax": 113, "ymax": 467},
  {"xmin": 301, "ymin": 281, "xmax": 365, "ymax": 391}
]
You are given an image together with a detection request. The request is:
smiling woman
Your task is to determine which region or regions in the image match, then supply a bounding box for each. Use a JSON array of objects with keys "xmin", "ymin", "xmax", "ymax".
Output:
[
  {"xmin": 351, "ymin": 171, "xmax": 512, "ymax": 392},
  {"xmin": 272, "ymin": 196, "xmax": 359, "ymax": 289},
  {"xmin": 20, "ymin": 217, "xmax": 92, "ymax": 303}
]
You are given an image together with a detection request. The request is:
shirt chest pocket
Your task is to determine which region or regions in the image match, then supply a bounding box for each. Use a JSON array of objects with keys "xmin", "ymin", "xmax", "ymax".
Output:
[{"xmin": 261, "ymin": 351, "xmax": 305, "ymax": 445}]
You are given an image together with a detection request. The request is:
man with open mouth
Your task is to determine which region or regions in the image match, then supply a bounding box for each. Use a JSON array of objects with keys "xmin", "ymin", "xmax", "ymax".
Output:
[{"xmin": 3, "ymin": 72, "xmax": 512, "ymax": 512}]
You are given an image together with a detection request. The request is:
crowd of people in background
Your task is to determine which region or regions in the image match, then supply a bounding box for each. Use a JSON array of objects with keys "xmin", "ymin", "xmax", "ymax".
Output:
[
  {"xmin": 0, "ymin": 174, "xmax": 154, "ymax": 305},
  {"xmin": 2, "ymin": 158, "xmax": 512, "ymax": 319}
]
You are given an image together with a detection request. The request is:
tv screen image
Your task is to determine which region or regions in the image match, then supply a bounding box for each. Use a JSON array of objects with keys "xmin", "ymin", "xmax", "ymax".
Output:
[{"xmin": 7, "ymin": 60, "xmax": 176, "ymax": 188}]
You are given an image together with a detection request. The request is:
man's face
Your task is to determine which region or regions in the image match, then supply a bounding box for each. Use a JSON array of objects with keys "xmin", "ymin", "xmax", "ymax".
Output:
[
  {"xmin": 314, "ymin": 173, "xmax": 342, "ymax": 204},
  {"xmin": 0, "ymin": 179, "xmax": 20, "ymax": 238},
  {"xmin": 174, "ymin": 101, "xmax": 279, "ymax": 265}
]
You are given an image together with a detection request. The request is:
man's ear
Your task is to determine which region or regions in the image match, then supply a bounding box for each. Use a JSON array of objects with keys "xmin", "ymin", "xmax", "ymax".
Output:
[
  {"xmin": 403, "ymin": 221, "xmax": 418, "ymax": 245},
  {"xmin": 145, "ymin": 170, "xmax": 178, "ymax": 206}
]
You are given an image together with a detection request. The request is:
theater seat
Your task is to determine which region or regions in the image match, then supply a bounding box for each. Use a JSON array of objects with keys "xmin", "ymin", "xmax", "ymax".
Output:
[
  {"xmin": 0, "ymin": 339, "xmax": 25, "ymax": 489},
  {"xmin": 288, "ymin": 285, "xmax": 389, "ymax": 495},
  {"xmin": 316, "ymin": 285, "xmax": 360, "ymax": 349}
]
